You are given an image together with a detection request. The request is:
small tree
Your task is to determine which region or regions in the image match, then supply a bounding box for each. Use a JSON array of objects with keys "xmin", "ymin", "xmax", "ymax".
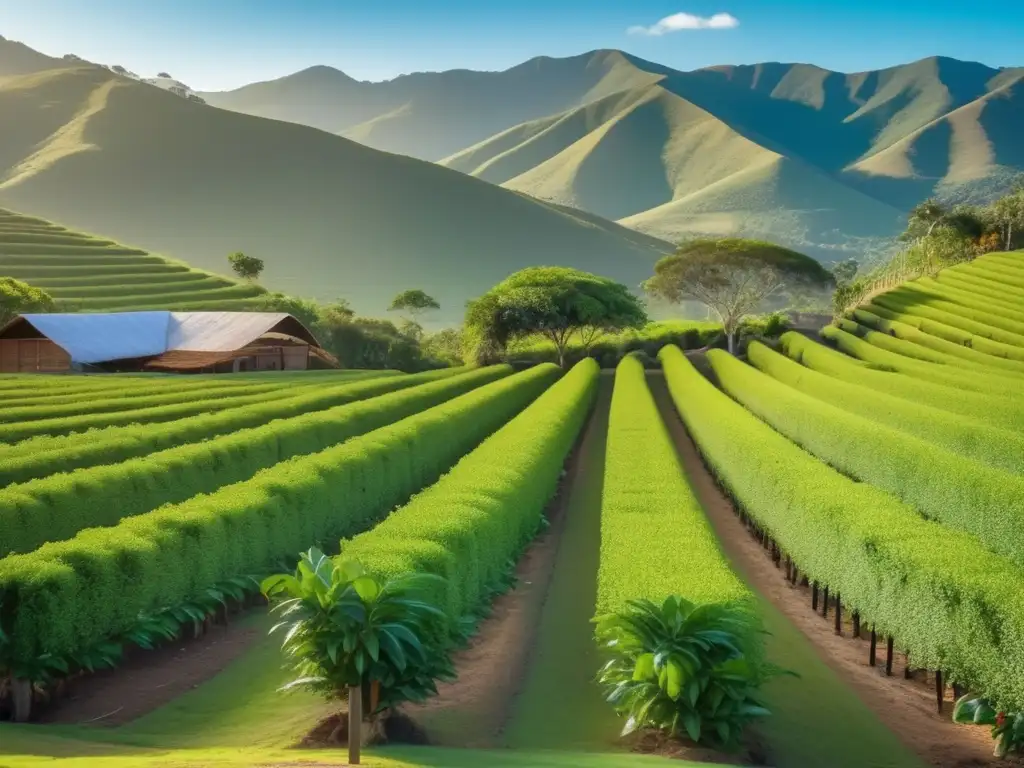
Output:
[
  {"xmin": 0, "ymin": 278, "xmax": 55, "ymax": 327},
  {"xmin": 991, "ymin": 192, "xmax": 1024, "ymax": 251},
  {"xmin": 388, "ymin": 290, "xmax": 440, "ymax": 321},
  {"xmin": 157, "ymin": 71, "xmax": 171, "ymax": 79},
  {"xmin": 262, "ymin": 550, "xmax": 453, "ymax": 762},
  {"xmin": 830, "ymin": 258, "xmax": 859, "ymax": 287},
  {"xmin": 465, "ymin": 267, "xmax": 647, "ymax": 367},
  {"xmin": 228, "ymin": 251, "xmax": 264, "ymax": 281},
  {"xmin": 644, "ymin": 239, "xmax": 832, "ymax": 354}
]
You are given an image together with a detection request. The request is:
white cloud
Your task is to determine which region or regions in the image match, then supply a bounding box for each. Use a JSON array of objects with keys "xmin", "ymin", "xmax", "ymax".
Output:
[{"xmin": 627, "ymin": 12, "xmax": 740, "ymax": 36}]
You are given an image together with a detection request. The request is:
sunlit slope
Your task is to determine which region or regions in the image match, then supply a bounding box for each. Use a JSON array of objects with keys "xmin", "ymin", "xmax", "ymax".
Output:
[
  {"xmin": 0, "ymin": 67, "xmax": 671, "ymax": 320},
  {"xmin": 204, "ymin": 50, "xmax": 664, "ymax": 162},
  {"xmin": 0, "ymin": 207, "xmax": 260, "ymax": 311},
  {"xmin": 0, "ymin": 35, "xmax": 65, "ymax": 77}
]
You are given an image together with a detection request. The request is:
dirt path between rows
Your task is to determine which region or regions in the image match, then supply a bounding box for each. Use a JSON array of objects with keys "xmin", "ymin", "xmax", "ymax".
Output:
[
  {"xmin": 407, "ymin": 374, "xmax": 614, "ymax": 749},
  {"xmin": 38, "ymin": 612, "xmax": 268, "ymax": 726},
  {"xmin": 647, "ymin": 371, "xmax": 1012, "ymax": 768}
]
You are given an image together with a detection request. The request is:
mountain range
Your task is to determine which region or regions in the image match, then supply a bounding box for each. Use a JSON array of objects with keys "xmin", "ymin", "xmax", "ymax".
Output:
[{"xmin": 1, "ymin": 34, "xmax": 1021, "ymax": 321}]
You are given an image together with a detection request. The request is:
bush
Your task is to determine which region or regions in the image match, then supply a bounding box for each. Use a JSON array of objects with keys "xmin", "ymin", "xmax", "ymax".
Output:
[
  {"xmin": 659, "ymin": 344, "xmax": 1024, "ymax": 711},
  {"xmin": 595, "ymin": 354, "xmax": 766, "ymax": 745},
  {"xmin": 342, "ymin": 358, "xmax": 598, "ymax": 626},
  {"xmin": 0, "ymin": 363, "xmax": 561, "ymax": 667},
  {"xmin": 707, "ymin": 348, "xmax": 1024, "ymax": 571},
  {"xmin": 0, "ymin": 366, "xmax": 511, "ymax": 556}
]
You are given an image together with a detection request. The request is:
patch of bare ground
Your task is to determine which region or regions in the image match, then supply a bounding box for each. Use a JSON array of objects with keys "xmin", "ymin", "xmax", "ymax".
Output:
[
  {"xmin": 647, "ymin": 369, "xmax": 1018, "ymax": 768},
  {"xmin": 36, "ymin": 608, "xmax": 267, "ymax": 726}
]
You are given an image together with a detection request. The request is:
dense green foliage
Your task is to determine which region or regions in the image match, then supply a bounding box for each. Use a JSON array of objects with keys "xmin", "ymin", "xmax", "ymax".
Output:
[
  {"xmin": 0, "ymin": 277, "xmax": 55, "ymax": 326},
  {"xmin": 707, "ymin": 349, "xmax": 1024, "ymax": 569},
  {"xmin": 659, "ymin": 345, "xmax": 1024, "ymax": 710},
  {"xmin": 779, "ymin": 332, "xmax": 1024, "ymax": 432},
  {"xmin": 0, "ymin": 363, "xmax": 559, "ymax": 668},
  {"xmin": 465, "ymin": 267, "xmax": 647, "ymax": 366},
  {"xmin": 747, "ymin": 341, "xmax": 1024, "ymax": 473},
  {"xmin": 0, "ymin": 366, "xmax": 509, "ymax": 557},
  {"xmin": 262, "ymin": 552, "xmax": 452, "ymax": 713},
  {"xmin": 595, "ymin": 354, "xmax": 765, "ymax": 743},
  {"xmin": 227, "ymin": 251, "xmax": 264, "ymax": 281},
  {"xmin": 0, "ymin": 370, "xmax": 455, "ymax": 487},
  {"xmin": 342, "ymin": 358, "xmax": 598, "ymax": 627}
]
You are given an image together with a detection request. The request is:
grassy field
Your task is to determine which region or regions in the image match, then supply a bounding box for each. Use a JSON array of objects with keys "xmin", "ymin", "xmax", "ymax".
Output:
[{"xmin": 0, "ymin": 207, "xmax": 265, "ymax": 311}]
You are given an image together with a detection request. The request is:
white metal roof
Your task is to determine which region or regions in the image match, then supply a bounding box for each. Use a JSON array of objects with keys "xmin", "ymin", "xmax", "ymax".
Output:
[{"xmin": 18, "ymin": 311, "xmax": 299, "ymax": 364}]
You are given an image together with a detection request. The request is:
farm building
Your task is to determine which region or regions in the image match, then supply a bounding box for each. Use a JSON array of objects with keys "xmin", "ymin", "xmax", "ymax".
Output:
[{"xmin": 0, "ymin": 311, "xmax": 338, "ymax": 373}]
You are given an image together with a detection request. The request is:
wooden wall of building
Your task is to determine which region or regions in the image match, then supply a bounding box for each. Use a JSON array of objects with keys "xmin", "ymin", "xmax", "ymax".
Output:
[{"xmin": 0, "ymin": 339, "xmax": 72, "ymax": 373}]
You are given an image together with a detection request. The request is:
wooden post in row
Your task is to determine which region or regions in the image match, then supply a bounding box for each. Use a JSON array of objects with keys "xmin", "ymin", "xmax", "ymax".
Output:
[
  {"xmin": 904, "ymin": 655, "xmax": 912, "ymax": 680},
  {"xmin": 812, "ymin": 583, "xmax": 819, "ymax": 611},
  {"xmin": 886, "ymin": 637, "xmax": 894, "ymax": 676},
  {"xmin": 935, "ymin": 670, "xmax": 945, "ymax": 714},
  {"xmin": 869, "ymin": 626, "xmax": 877, "ymax": 667},
  {"xmin": 852, "ymin": 611, "xmax": 861, "ymax": 638},
  {"xmin": 822, "ymin": 586, "xmax": 830, "ymax": 619},
  {"xmin": 834, "ymin": 594, "xmax": 842, "ymax": 635}
]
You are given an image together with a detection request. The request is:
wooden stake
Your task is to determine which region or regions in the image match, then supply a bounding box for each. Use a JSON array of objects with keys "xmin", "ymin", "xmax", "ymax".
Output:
[
  {"xmin": 886, "ymin": 637, "xmax": 894, "ymax": 676},
  {"xmin": 822, "ymin": 586, "xmax": 829, "ymax": 618},
  {"xmin": 348, "ymin": 684, "xmax": 362, "ymax": 765},
  {"xmin": 852, "ymin": 611, "xmax": 860, "ymax": 638},
  {"xmin": 812, "ymin": 583, "xmax": 819, "ymax": 611},
  {"xmin": 834, "ymin": 594, "xmax": 842, "ymax": 634},
  {"xmin": 869, "ymin": 627, "xmax": 877, "ymax": 666},
  {"xmin": 936, "ymin": 671, "xmax": 944, "ymax": 714}
]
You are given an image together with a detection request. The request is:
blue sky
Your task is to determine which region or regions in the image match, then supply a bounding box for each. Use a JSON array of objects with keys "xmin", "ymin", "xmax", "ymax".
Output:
[{"xmin": 3, "ymin": 0, "xmax": 1022, "ymax": 90}]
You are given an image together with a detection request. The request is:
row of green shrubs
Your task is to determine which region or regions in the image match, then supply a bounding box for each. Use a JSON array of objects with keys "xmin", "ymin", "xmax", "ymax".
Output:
[
  {"xmin": 910, "ymin": 275, "xmax": 1024, "ymax": 320},
  {"xmin": 859, "ymin": 303, "xmax": 1024, "ymax": 369},
  {"xmin": 0, "ymin": 379, "xmax": 308, "ymax": 425},
  {"xmin": 708, "ymin": 348, "xmax": 1024, "ymax": 570},
  {"xmin": 0, "ymin": 366, "xmax": 510, "ymax": 557},
  {"xmin": 779, "ymin": 332, "xmax": 1024, "ymax": 433},
  {"xmin": 890, "ymin": 283, "xmax": 1024, "ymax": 330},
  {"xmin": 343, "ymin": 358, "xmax": 598, "ymax": 625},
  {"xmin": 871, "ymin": 295, "xmax": 1024, "ymax": 351},
  {"xmin": 0, "ymin": 363, "xmax": 560, "ymax": 665},
  {"xmin": 659, "ymin": 344, "xmax": 1024, "ymax": 710},
  {"xmin": 823, "ymin": 322, "xmax": 1024, "ymax": 395},
  {"xmin": 0, "ymin": 369, "xmax": 455, "ymax": 487},
  {"xmin": 748, "ymin": 341, "xmax": 1024, "ymax": 474}
]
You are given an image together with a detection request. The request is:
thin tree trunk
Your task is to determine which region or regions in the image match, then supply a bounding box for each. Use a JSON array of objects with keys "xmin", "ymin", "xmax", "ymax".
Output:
[
  {"xmin": 11, "ymin": 679, "xmax": 32, "ymax": 722},
  {"xmin": 1009, "ymin": 221, "xmax": 1014, "ymax": 252},
  {"xmin": 726, "ymin": 327, "xmax": 736, "ymax": 355},
  {"xmin": 348, "ymin": 684, "xmax": 362, "ymax": 765}
]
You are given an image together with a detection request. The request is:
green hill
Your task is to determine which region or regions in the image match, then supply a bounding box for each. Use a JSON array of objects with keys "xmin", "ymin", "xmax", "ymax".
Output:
[
  {"xmin": 0, "ymin": 207, "xmax": 263, "ymax": 311},
  {"xmin": 0, "ymin": 66, "xmax": 671, "ymax": 322}
]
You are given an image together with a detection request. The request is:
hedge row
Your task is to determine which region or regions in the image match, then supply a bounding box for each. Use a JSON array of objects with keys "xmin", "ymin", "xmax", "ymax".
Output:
[
  {"xmin": 0, "ymin": 368, "xmax": 462, "ymax": 486},
  {"xmin": 937, "ymin": 269, "xmax": 1024, "ymax": 303},
  {"xmin": 855, "ymin": 305, "xmax": 1024, "ymax": 370},
  {"xmin": 0, "ymin": 366, "xmax": 512, "ymax": 557},
  {"xmin": 780, "ymin": 332, "xmax": 1024, "ymax": 432},
  {"xmin": 343, "ymin": 358, "xmax": 599, "ymax": 625},
  {"xmin": 875, "ymin": 288, "xmax": 1024, "ymax": 341},
  {"xmin": 979, "ymin": 254, "xmax": 1024, "ymax": 275},
  {"xmin": 0, "ymin": 370, "xmax": 394, "ymax": 411},
  {"xmin": 871, "ymin": 294, "xmax": 1024, "ymax": 350},
  {"xmin": 902, "ymin": 280, "xmax": 1024, "ymax": 326},
  {"xmin": 0, "ymin": 380, "xmax": 315, "ymax": 424},
  {"xmin": 596, "ymin": 354, "xmax": 758, "ymax": 640},
  {"xmin": 707, "ymin": 349, "xmax": 1024, "ymax": 570},
  {"xmin": 955, "ymin": 262, "xmax": 1024, "ymax": 294},
  {"xmin": 659, "ymin": 344, "xmax": 1024, "ymax": 710},
  {"xmin": 825, "ymin": 322, "xmax": 1024, "ymax": 397},
  {"xmin": 747, "ymin": 341, "xmax": 1024, "ymax": 474},
  {"xmin": 0, "ymin": 363, "xmax": 561, "ymax": 663}
]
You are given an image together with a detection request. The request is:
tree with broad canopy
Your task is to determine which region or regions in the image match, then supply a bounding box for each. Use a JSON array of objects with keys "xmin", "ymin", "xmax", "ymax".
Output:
[
  {"xmin": 644, "ymin": 239, "xmax": 833, "ymax": 354},
  {"xmin": 465, "ymin": 266, "xmax": 647, "ymax": 367},
  {"xmin": 1, "ymin": 278, "xmax": 55, "ymax": 327}
]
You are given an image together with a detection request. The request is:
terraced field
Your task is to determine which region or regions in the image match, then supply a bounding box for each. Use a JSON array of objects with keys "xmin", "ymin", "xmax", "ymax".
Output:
[
  {"xmin": 0, "ymin": 208, "xmax": 264, "ymax": 311},
  {"xmin": 3, "ymin": 253, "xmax": 1024, "ymax": 768}
]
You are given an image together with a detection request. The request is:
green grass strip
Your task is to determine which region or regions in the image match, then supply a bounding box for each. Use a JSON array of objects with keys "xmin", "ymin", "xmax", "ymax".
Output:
[
  {"xmin": 707, "ymin": 348, "xmax": 1024, "ymax": 571},
  {"xmin": 343, "ymin": 358, "xmax": 599, "ymax": 626},
  {"xmin": 748, "ymin": 341, "xmax": 1024, "ymax": 474},
  {"xmin": 658, "ymin": 345, "xmax": 1024, "ymax": 711},
  {"xmin": 0, "ymin": 366, "xmax": 511, "ymax": 557},
  {"xmin": 872, "ymin": 294, "xmax": 1024, "ymax": 349},
  {"xmin": 780, "ymin": 332, "xmax": 1024, "ymax": 432},
  {"xmin": 902, "ymin": 279, "xmax": 1024, "ymax": 325},
  {"xmin": 0, "ymin": 364, "xmax": 560, "ymax": 664}
]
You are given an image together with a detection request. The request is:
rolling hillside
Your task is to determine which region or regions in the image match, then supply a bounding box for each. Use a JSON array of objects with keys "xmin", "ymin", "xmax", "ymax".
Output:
[
  {"xmin": 207, "ymin": 49, "xmax": 1022, "ymax": 261},
  {"xmin": 0, "ymin": 65, "xmax": 671, "ymax": 321},
  {"xmin": 0, "ymin": 207, "xmax": 263, "ymax": 311}
]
